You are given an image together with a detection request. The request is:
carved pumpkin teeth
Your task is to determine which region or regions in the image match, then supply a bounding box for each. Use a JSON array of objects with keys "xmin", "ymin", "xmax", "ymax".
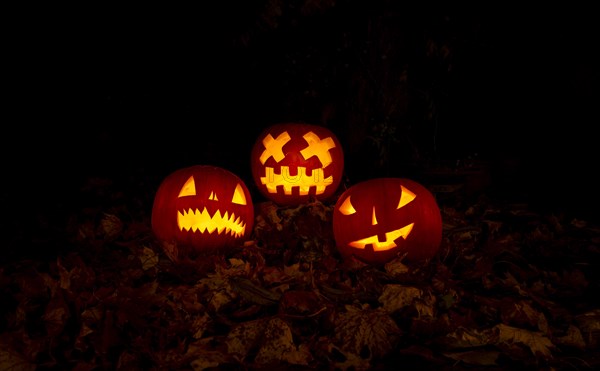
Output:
[
  {"xmin": 260, "ymin": 166, "xmax": 333, "ymax": 196},
  {"xmin": 348, "ymin": 223, "xmax": 414, "ymax": 251},
  {"xmin": 177, "ymin": 207, "xmax": 246, "ymax": 237}
]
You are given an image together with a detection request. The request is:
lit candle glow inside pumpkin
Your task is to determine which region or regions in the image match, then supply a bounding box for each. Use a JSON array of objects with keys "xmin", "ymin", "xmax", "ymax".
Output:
[
  {"xmin": 251, "ymin": 123, "xmax": 344, "ymax": 206},
  {"xmin": 333, "ymin": 178, "xmax": 442, "ymax": 265},
  {"xmin": 337, "ymin": 185, "xmax": 416, "ymax": 251},
  {"xmin": 176, "ymin": 175, "xmax": 248, "ymax": 237},
  {"xmin": 151, "ymin": 165, "xmax": 255, "ymax": 253},
  {"xmin": 259, "ymin": 131, "xmax": 335, "ymax": 196}
]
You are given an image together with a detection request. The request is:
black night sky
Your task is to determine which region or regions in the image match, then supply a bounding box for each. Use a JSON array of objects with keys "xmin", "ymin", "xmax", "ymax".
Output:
[{"xmin": 4, "ymin": 3, "xmax": 599, "ymax": 258}]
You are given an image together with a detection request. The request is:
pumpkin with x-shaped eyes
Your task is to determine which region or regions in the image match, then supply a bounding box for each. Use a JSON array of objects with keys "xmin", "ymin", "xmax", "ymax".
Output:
[
  {"xmin": 333, "ymin": 178, "xmax": 442, "ymax": 265},
  {"xmin": 250, "ymin": 122, "xmax": 344, "ymax": 206},
  {"xmin": 151, "ymin": 165, "xmax": 254, "ymax": 254}
]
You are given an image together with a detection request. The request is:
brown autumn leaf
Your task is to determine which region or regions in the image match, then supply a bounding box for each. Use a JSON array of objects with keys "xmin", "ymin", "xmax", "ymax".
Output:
[
  {"xmin": 230, "ymin": 276, "xmax": 282, "ymax": 306},
  {"xmin": 378, "ymin": 284, "xmax": 423, "ymax": 314},
  {"xmin": 278, "ymin": 289, "xmax": 326, "ymax": 318},
  {"xmin": 74, "ymin": 319, "xmax": 96, "ymax": 353},
  {"xmin": 225, "ymin": 317, "xmax": 265, "ymax": 360},
  {"xmin": 499, "ymin": 298, "xmax": 549, "ymax": 333},
  {"xmin": 261, "ymin": 265, "xmax": 290, "ymax": 285},
  {"xmin": 187, "ymin": 337, "xmax": 237, "ymax": 370},
  {"xmin": 42, "ymin": 289, "xmax": 70, "ymax": 337},
  {"xmin": 0, "ymin": 348, "xmax": 36, "ymax": 371},
  {"xmin": 383, "ymin": 258, "xmax": 410, "ymax": 276},
  {"xmin": 554, "ymin": 325, "xmax": 586, "ymax": 349},
  {"xmin": 158, "ymin": 239, "xmax": 179, "ymax": 263},
  {"xmin": 165, "ymin": 285, "xmax": 205, "ymax": 315},
  {"xmin": 495, "ymin": 323, "xmax": 555, "ymax": 360},
  {"xmin": 443, "ymin": 349, "xmax": 501, "ymax": 367},
  {"xmin": 575, "ymin": 309, "xmax": 600, "ymax": 349},
  {"xmin": 313, "ymin": 337, "xmax": 372, "ymax": 371},
  {"xmin": 225, "ymin": 316, "xmax": 311, "ymax": 366},
  {"xmin": 0, "ymin": 332, "xmax": 42, "ymax": 371},
  {"xmin": 333, "ymin": 304, "xmax": 402, "ymax": 360},
  {"xmin": 191, "ymin": 312, "xmax": 212, "ymax": 340},
  {"xmin": 253, "ymin": 317, "xmax": 312, "ymax": 366},
  {"xmin": 139, "ymin": 246, "xmax": 159, "ymax": 270},
  {"xmin": 197, "ymin": 258, "xmax": 253, "ymax": 312},
  {"xmin": 99, "ymin": 212, "xmax": 123, "ymax": 240},
  {"xmin": 436, "ymin": 326, "xmax": 494, "ymax": 350},
  {"xmin": 437, "ymin": 321, "xmax": 556, "ymax": 361}
]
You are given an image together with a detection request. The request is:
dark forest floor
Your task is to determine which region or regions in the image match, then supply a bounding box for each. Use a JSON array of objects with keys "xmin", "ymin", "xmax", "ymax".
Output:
[{"xmin": 1, "ymin": 169, "xmax": 600, "ymax": 371}]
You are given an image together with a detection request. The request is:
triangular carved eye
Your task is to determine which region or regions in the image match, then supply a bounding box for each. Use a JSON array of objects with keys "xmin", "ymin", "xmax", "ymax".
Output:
[
  {"xmin": 232, "ymin": 184, "xmax": 247, "ymax": 205},
  {"xmin": 178, "ymin": 176, "xmax": 196, "ymax": 197},
  {"xmin": 397, "ymin": 185, "xmax": 416, "ymax": 209},
  {"xmin": 338, "ymin": 195, "xmax": 356, "ymax": 215}
]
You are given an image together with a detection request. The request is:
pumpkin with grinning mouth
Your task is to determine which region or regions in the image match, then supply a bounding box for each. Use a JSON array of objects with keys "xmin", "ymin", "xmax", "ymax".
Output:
[
  {"xmin": 151, "ymin": 165, "xmax": 254, "ymax": 255},
  {"xmin": 333, "ymin": 178, "xmax": 442, "ymax": 265},
  {"xmin": 250, "ymin": 122, "xmax": 344, "ymax": 206}
]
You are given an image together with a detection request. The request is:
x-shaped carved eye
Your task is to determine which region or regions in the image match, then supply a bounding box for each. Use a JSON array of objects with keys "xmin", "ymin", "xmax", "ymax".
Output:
[
  {"xmin": 259, "ymin": 131, "xmax": 336, "ymax": 167},
  {"xmin": 300, "ymin": 132, "xmax": 336, "ymax": 167},
  {"xmin": 260, "ymin": 132, "xmax": 291, "ymax": 164}
]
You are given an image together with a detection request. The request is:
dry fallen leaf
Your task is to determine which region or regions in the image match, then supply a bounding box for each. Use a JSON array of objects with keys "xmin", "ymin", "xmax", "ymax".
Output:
[
  {"xmin": 0, "ymin": 348, "xmax": 37, "ymax": 371},
  {"xmin": 100, "ymin": 213, "xmax": 123, "ymax": 239},
  {"xmin": 495, "ymin": 323, "xmax": 555, "ymax": 360},
  {"xmin": 334, "ymin": 304, "xmax": 402, "ymax": 360},
  {"xmin": 443, "ymin": 349, "xmax": 500, "ymax": 366},
  {"xmin": 574, "ymin": 309, "xmax": 600, "ymax": 349},
  {"xmin": 378, "ymin": 284, "xmax": 422, "ymax": 313},
  {"xmin": 253, "ymin": 317, "xmax": 311, "ymax": 366},
  {"xmin": 554, "ymin": 325, "xmax": 586, "ymax": 349},
  {"xmin": 140, "ymin": 246, "xmax": 159, "ymax": 270}
]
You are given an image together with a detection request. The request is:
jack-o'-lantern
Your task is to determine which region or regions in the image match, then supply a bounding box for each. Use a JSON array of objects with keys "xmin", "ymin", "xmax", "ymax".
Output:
[
  {"xmin": 250, "ymin": 122, "xmax": 344, "ymax": 206},
  {"xmin": 333, "ymin": 178, "xmax": 442, "ymax": 265},
  {"xmin": 151, "ymin": 165, "xmax": 254, "ymax": 253}
]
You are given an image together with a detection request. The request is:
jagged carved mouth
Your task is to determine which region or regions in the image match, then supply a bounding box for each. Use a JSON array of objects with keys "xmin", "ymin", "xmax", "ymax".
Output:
[
  {"xmin": 260, "ymin": 166, "xmax": 333, "ymax": 195},
  {"xmin": 177, "ymin": 208, "xmax": 246, "ymax": 237},
  {"xmin": 347, "ymin": 223, "xmax": 414, "ymax": 251}
]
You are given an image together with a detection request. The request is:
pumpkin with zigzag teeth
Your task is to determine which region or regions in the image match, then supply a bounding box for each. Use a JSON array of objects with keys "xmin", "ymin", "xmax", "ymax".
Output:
[{"xmin": 151, "ymin": 165, "xmax": 254, "ymax": 254}]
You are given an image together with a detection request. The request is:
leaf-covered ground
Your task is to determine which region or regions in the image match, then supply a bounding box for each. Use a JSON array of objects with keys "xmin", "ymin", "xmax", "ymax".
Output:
[{"xmin": 1, "ymin": 175, "xmax": 600, "ymax": 370}]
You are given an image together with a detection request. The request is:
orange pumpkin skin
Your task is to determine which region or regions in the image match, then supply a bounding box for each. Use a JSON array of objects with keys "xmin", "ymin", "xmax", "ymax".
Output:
[
  {"xmin": 151, "ymin": 165, "xmax": 254, "ymax": 253},
  {"xmin": 333, "ymin": 178, "xmax": 442, "ymax": 265},
  {"xmin": 250, "ymin": 123, "xmax": 344, "ymax": 206}
]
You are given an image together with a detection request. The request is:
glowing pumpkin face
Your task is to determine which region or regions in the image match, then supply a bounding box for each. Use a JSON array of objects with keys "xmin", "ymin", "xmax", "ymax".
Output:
[
  {"xmin": 250, "ymin": 123, "xmax": 344, "ymax": 206},
  {"xmin": 333, "ymin": 178, "xmax": 442, "ymax": 265},
  {"xmin": 151, "ymin": 165, "xmax": 254, "ymax": 253}
]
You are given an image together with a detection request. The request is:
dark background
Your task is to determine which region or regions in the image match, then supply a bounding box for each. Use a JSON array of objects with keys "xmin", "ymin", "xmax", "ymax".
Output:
[{"xmin": 3, "ymin": 2, "xmax": 599, "ymax": 259}]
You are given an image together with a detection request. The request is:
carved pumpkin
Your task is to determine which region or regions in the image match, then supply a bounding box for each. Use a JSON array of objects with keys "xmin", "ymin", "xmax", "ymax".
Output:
[
  {"xmin": 333, "ymin": 178, "xmax": 442, "ymax": 265},
  {"xmin": 151, "ymin": 165, "xmax": 254, "ymax": 253},
  {"xmin": 250, "ymin": 122, "xmax": 344, "ymax": 206}
]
